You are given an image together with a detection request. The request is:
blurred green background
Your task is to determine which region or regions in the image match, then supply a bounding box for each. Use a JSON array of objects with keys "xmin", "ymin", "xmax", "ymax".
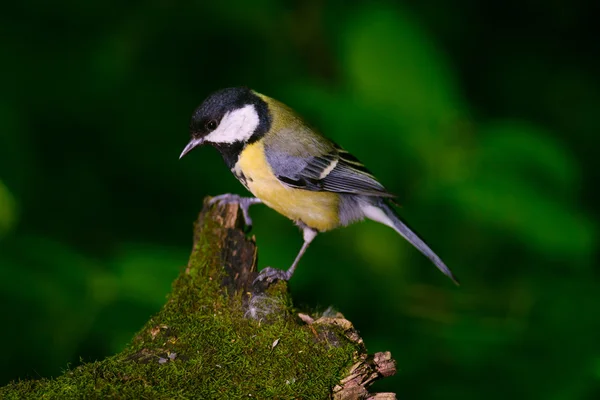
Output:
[{"xmin": 1, "ymin": 0, "xmax": 599, "ymax": 398}]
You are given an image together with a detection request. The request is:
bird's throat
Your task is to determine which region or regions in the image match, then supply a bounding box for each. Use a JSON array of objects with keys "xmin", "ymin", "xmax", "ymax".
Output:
[{"xmin": 215, "ymin": 141, "xmax": 245, "ymax": 170}]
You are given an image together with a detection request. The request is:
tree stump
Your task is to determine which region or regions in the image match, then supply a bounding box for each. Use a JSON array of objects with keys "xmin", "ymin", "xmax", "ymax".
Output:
[{"xmin": 1, "ymin": 198, "xmax": 397, "ymax": 399}]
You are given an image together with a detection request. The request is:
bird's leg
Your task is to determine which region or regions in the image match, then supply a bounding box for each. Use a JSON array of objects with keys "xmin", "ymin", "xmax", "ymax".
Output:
[
  {"xmin": 209, "ymin": 194, "xmax": 262, "ymax": 227},
  {"xmin": 254, "ymin": 226, "xmax": 317, "ymax": 284}
]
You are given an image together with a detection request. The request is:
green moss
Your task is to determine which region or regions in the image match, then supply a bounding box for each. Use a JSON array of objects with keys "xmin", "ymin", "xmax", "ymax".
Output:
[{"xmin": 0, "ymin": 208, "xmax": 361, "ymax": 399}]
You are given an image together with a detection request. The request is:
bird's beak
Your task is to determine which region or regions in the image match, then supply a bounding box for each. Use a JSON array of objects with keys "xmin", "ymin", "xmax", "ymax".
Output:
[{"xmin": 179, "ymin": 138, "xmax": 204, "ymax": 159}]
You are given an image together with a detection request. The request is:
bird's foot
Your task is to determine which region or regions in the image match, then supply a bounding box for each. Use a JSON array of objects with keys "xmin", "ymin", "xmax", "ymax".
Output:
[
  {"xmin": 253, "ymin": 267, "xmax": 293, "ymax": 284},
  {"xmin": 209, "ymin": 194, "xmax": 261, "ymax": 227}
]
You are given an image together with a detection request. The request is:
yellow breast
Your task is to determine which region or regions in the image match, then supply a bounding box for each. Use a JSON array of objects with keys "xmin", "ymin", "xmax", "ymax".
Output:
[{"xmin": 236, "ymin": 141, "xmax": 340, "ymax": 232}]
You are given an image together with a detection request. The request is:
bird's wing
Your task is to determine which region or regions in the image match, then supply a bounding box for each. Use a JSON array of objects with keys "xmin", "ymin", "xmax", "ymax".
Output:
[
  {"xmin": 260, "ymin": 96, "xmax": 395, "ymax": 197},
  {"xmin": 266, "ymin": 142, "xmax": 396, "ymax": 198}
]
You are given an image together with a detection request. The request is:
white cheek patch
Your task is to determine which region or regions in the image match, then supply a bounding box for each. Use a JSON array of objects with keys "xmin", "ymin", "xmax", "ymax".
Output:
[{"xmin": 204, "ymin": 104, "xmax": 260, "ymax": 144}]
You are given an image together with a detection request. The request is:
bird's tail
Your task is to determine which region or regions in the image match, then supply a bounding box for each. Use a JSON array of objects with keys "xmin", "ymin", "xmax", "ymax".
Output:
[{"xmin": 362, "ymin": 199, "xmax": 459, "ymax": 285}]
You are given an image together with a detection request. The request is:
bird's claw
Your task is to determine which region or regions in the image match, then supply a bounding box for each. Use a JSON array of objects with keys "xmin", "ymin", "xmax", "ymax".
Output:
[
  {"xmin": 209, "ymin": 194, "xmax": 259, "ymax": 227},
  {"xmin": 253, "ymin": 267, "xmax": 292, "ymax": 285}
]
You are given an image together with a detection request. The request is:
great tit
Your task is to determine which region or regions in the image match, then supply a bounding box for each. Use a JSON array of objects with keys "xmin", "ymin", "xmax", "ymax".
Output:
[{"xmin": 180, "ymin": 87, "xmax": 458, "ymax": 285}]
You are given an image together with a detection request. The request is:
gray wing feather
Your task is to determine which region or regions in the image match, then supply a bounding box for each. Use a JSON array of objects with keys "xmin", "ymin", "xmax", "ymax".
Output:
[{"xmin": 265, "ymin": 141, "xmax": 394, "ymax": 197}]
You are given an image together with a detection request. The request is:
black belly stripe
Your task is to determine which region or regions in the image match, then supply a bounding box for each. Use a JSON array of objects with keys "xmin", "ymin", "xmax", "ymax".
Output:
[{"xmin": 216, "ymin": 142, "xmax": 244, "ymax": 170}]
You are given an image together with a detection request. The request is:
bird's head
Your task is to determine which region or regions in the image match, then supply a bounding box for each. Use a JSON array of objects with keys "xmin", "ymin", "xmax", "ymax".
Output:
[{"xmin": 180, "ymin": 87, "xmax": 271, "ymax": 159}]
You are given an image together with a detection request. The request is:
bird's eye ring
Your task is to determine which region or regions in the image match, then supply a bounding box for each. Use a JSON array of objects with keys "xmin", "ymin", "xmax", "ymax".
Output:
[{"xmin": 206, "ymin": 120, "xmax": 217, "ymax": 131}]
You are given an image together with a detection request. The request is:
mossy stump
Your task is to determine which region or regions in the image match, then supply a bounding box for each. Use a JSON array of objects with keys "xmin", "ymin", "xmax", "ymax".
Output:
[{"xmin": 0, "ymin": 198, "xmax": 397, "ymax": 399}]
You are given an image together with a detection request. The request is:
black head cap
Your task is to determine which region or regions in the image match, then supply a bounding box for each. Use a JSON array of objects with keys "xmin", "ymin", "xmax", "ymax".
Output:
[{"xmin": 189, "ymin": 87, "xmax": 271, "ymax": 142}]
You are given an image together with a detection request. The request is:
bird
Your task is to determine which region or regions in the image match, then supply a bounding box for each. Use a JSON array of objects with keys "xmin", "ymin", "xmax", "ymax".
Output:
[{"xmin": 179, "ymin": 87, "xmax": 458, "ymax": 285}]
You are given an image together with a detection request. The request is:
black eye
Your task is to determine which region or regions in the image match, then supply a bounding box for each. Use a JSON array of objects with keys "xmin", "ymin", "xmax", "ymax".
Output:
[{"xmin": 206, "ymin": 119, "xmax": 217, "ymax": 131}]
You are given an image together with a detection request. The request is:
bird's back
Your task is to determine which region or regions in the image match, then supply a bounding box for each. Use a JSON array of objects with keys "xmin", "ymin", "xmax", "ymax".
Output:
[{"xmin": 255, "ymin": 93, "xmax": 335, "ymax": 157}]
